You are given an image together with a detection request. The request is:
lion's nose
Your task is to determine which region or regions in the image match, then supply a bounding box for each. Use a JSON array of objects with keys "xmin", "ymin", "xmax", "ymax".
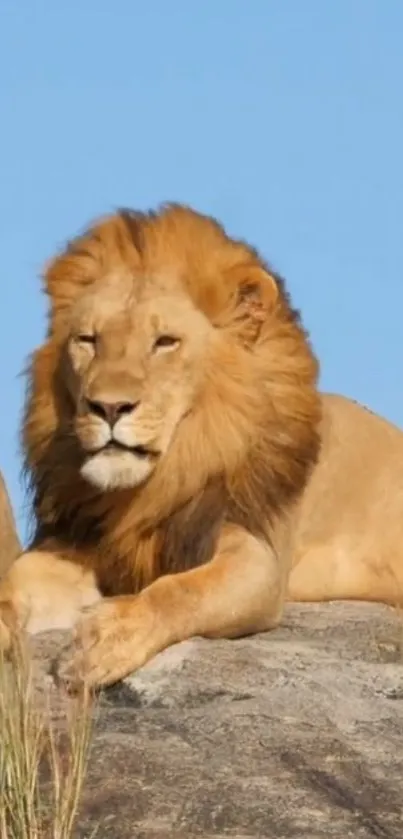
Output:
[{"xmin": 86, "ymin": 399, "xmax": 137, "ymax": 427}]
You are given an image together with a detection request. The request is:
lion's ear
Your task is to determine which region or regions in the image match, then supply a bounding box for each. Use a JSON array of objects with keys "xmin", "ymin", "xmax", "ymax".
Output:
[
  {"xmin": 237, "ymin": 266, "xmax": 279, "ymax": 316},
  {"xmin": 230, "ymin": 264, "xmax": 279, "ymax": 344}
]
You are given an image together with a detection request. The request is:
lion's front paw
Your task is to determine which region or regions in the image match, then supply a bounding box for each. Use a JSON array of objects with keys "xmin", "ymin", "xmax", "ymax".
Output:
[{"xmin": 55, "ymin": 594, "xmax": 166, "ymax": 692}]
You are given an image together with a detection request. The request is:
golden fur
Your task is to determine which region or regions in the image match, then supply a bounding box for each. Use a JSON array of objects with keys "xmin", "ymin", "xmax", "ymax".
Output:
[
  {"xmin": 0, "ymin": 472, "xmax": 21, "ymax": 577},
  {"xmin": 290, "ymin": 394, "xmax": 403, "ymax": 604},
  {"xmin": 1, "ymin": 203, "xmax": 402, "ymax": 688}
]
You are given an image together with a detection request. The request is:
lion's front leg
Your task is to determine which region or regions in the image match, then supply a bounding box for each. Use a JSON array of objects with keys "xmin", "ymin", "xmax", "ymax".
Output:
[
  {"xmin": 0, "ymin": 551, "xmax": 101, "ymax": 649},
  {"xmin": 57, "ymin": 525, "xmax": 287, "ymax": 690}
]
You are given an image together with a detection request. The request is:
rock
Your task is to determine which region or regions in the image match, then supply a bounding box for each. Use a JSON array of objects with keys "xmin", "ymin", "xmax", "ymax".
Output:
[
  {"xmin": 1, "ymin": 470, "xmax": 402, "ymax": 835},
  {"xmin": 0, "ymin": 470, "xmax": 21, "ymax": 576},
  {"xmin": 30, "ymin": 601, "xmax": 403, "ymax": 838}
]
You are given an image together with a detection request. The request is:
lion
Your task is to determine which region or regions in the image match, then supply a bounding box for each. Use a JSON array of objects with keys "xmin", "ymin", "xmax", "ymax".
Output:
[
  {"xmin": 0, "ymin": 203, "xmax": 402, "ymax": 690},
  {"xmin": 0, "ymin": 471, "xmax": 21, "ymax": 577}
]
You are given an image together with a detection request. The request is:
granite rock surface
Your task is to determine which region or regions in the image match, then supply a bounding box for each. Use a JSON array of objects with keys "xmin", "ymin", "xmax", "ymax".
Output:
[{"xmin": 29, "ymin": 601, "xmax": 403, "ymax": 839}]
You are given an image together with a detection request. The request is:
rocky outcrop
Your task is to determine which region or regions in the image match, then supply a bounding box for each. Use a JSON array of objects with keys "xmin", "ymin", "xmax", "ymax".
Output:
[
  {"xmin": 1, "ymin": 470, "xmax": 402, "ymax": 837},
  {"xmin": 0, "ymin": 470, "xmax": 21, "ymax": 575},
  {"xmin": 30, "ymin": 601, "xmax": 403, "ymax": 838}
]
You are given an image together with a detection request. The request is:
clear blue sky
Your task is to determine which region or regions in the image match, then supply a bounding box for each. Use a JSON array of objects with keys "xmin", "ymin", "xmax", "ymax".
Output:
[{"xmin": 1, "ymin": 1, "xmax": 402, "ymax": 541}]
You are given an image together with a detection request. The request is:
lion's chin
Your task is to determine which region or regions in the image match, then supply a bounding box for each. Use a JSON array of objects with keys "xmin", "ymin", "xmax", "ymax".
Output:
[{"xmin": 80, "ymin": 449, "xmax": 155, "ymax": 491}]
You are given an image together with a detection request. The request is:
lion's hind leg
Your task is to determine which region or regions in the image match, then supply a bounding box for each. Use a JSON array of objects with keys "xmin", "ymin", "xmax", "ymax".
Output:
[
  {"xmin": 287, "ymin": 544, "xmax": 403, "ymax": 606},
  {"xmin": 0, "ymin": 551, "xmax": 101, "ymax": 649}
]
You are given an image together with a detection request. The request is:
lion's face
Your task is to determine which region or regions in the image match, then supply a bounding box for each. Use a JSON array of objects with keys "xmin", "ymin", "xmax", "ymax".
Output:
[{"xmin": 65, "ymin": 274, "xmax": 213, "ymax": 491}]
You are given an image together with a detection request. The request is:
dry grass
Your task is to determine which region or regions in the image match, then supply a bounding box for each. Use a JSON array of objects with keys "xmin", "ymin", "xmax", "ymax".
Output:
[{"xmin": 0, "ymin": 638, "xmax": 95, "ymax": 839}]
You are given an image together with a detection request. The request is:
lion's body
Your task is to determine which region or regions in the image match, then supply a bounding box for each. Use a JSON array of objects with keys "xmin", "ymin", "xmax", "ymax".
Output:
[
  {"xmin": 0, "ymin": 204, "xmax": 402, "ymax": 687},
  {"xmin": 289, "ymin": 393, "xmax": 403, "ymax": 604},
  {"xmin": 0, "ymin": 472, "xmax": 21, "ymax": 578}
]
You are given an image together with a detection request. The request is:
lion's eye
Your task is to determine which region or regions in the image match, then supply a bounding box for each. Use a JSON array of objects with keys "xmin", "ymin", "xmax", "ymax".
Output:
[
  {"xmin": 153, "ymin": 335, "xmax": 180, "ymax": 352},
  {"xmin": 77, "ymin": 334, "xmax": 96, "ymax": 345}
]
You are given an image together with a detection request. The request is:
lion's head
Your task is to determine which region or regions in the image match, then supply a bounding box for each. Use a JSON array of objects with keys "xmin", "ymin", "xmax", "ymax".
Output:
[
  {"xmin": 66, "ymin": 270, "xmax": 215, "ymax": 491},
  {"xmin": 23, "ymin": 204, "xmax": 321, "ymax": 562}
]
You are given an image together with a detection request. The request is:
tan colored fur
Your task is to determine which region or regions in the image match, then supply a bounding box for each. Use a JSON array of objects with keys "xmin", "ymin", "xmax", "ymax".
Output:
[
  {"xmin": 0, "ymin": 204, "xmax": 401, "ymax": 689},
  {"xmin": 0, "ymin": 471, "xmax": 21, "ymax": 577},
  {"xmin": 289, "ymin": 394, "xmax": 403, "ymax": 603}
]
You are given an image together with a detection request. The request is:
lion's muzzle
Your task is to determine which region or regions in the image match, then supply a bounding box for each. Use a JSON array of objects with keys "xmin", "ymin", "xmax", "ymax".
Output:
[{"xmin": 85, "ymin": 398, "xmax": 138, "ymax": 428}]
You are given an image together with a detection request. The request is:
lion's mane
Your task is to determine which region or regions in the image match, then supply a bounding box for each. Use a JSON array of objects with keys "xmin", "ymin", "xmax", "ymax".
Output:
[{"xmin": 22, "ymin": 204, "xmax": 322, "ymax": 595}]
